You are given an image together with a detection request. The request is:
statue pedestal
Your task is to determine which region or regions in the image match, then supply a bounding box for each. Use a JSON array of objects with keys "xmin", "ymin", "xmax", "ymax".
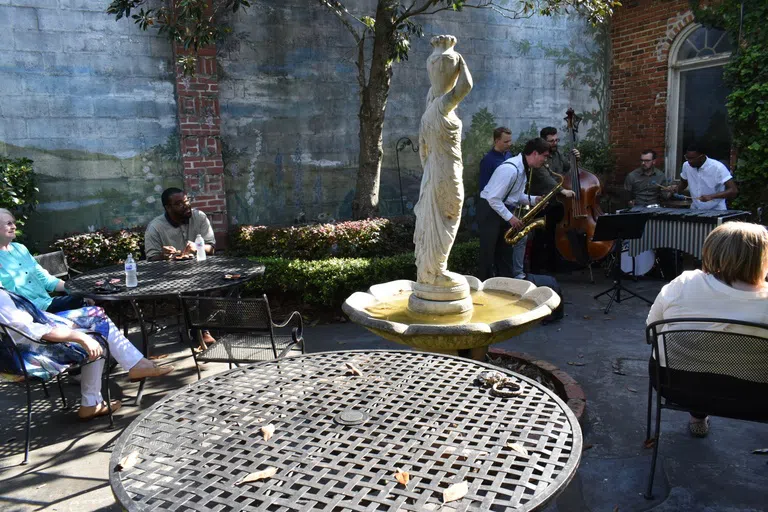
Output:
[{"xmin": 408, "ymin": 271, "xmax": 472, "ymax": 315}]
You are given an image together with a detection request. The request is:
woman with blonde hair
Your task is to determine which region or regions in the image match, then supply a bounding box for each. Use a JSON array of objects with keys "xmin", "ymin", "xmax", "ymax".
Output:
[{"xmin": 646, "ymin": 221, "xmax": 768, "ymax": 436}]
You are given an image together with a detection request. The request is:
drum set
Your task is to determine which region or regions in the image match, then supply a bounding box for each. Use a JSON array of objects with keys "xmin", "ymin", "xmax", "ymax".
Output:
[{"xmin": 620, "ymin": 242, "xmax": 655, "ymax": 277}]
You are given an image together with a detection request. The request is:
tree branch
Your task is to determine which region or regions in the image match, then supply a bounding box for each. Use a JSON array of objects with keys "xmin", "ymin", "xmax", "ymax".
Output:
[
  {"xmin": 316, "ymin": 0, "xmax": 364, "ymax": 43},
  {"xmin": 356, "ymin": 32, "xmax": 368, "ymax": 90},
  {"xmin": 398, "ymin": 1, "xmax": 534, "ymax": 24}
]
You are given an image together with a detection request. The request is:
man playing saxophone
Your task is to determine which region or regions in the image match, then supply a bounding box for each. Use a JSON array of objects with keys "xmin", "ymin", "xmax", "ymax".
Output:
[{"xmin": 478, "ymin": 137, "xmax": 551, "ymax": 280}]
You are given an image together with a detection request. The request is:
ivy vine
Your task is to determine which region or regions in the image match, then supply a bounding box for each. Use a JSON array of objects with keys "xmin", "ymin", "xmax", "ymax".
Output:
[{"xmin": 691, "ymin": 0, "xmax": 768, "ymax": 217}]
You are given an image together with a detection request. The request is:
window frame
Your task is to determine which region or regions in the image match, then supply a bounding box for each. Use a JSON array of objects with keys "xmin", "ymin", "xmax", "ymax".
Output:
[{"xmin": 665, "ymin": 23, "xmax": 732, "ymax": 178}]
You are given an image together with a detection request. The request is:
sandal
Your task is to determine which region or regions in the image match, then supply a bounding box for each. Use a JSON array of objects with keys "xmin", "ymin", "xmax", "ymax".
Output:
[
  {"xmin": 78, "ymin": 400, "xmax": 122, "ymax": 421},
  {"xmin": 689, "ymin": 416, "xmax": 710, "ymax": 438}
]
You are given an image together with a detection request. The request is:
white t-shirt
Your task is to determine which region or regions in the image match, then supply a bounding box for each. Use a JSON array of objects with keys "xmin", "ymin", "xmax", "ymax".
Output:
[
  {"xmin": 680, "ymin": 157, "xmax": 732, "ymax": 210},
  {"xmin": 646, "ymin": 270, "xmax": 768, "ymax": 378}
]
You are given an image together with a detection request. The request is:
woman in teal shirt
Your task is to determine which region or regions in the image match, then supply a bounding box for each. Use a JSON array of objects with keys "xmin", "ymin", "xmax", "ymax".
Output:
[{"xmin": 0, "ymin": 209, "xmax": 90, "ymax": 313}]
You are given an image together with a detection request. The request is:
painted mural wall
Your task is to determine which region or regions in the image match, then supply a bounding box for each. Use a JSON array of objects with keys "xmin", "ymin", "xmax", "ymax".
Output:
[
  {"xmin": 0, "ymin": 0, "xmax": 181, "ymax": 245},
  {"xmin": 217, "ymin": 1, "xmax": 603, "ymax": 228}
]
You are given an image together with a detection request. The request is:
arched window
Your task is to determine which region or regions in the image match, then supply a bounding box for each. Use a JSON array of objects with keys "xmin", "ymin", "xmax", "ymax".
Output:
[{"xmin": 666, "ymin": 24, "xmax": 733, "ymax": 177}]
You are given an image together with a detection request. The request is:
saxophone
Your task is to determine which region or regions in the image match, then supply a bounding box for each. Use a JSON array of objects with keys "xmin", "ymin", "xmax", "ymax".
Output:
[{"xmin": 504, "ymin": 165, "xmax": 564, "ymax": 245}]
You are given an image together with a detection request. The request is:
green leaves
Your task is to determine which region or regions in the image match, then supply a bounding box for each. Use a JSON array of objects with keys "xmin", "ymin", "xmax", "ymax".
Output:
[
  {"xmin": 0, "ymin": 157, "xmax": 38, "ymax": 236},
  {"xmin": 692, "ymin": 0, "xmax": 768, "ymax": 213}
]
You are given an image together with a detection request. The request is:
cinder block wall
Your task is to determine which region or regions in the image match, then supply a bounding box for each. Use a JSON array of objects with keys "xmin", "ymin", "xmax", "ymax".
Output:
[
  {"xmin": 609, "ymin": 0, "xmax": 694, "ymax": 182},
  {"xmin": 218, "ymin": 2, "xmax": 601, "ymax": 227},
  {"xmin": 0, "ymin": 0, "xmax": 179, "ymax": 244}
]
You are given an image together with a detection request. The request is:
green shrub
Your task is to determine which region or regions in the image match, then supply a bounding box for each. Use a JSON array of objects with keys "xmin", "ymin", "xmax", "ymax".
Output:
[
  {"xmin": 230, "ymin": 216, "xmax": 415, "ymax": 260},
  {"xmin": 0, "ymin": 157, "xmax": 38, "ymax": 236},
  {"xmin": 51, "ymin": 228, "xmax": 144, "ymax": 270},
  {"xmin": 245, "ymin": 240, "xmax": 479, "ymax": 310}
]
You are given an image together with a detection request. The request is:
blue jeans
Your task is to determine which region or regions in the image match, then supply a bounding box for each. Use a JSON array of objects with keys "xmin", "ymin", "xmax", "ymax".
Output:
[{"xmin": 46, "ymin": 295, "xmax": 86, "ymax": 313}]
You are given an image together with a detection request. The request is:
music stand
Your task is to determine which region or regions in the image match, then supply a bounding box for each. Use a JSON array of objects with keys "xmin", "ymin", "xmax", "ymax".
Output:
[{"xmin": 593, "ymin": 213, "xmax": 652, "ymax": 314}]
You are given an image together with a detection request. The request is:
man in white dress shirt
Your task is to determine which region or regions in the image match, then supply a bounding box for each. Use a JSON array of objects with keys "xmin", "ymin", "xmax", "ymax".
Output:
[
  {"xmin": 674, "ymin": 143, "xmax": 738, "ymax": 210},
  {"xmin": 477, "ymin": 138, "xmax": 550, "ymax": 280}
]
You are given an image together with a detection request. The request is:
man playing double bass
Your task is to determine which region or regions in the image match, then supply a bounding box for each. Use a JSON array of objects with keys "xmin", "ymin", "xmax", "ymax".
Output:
[{"xmin": 528, "ymin": 127, "xmax": 576, "ymax": 273}]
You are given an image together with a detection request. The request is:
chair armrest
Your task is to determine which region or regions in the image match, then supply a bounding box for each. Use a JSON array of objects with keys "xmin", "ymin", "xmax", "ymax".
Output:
[
  {"xmin": 273, "ymin": 311, "xmax": 303, "ymax": 332},
  {"xmin": 274, "ymin": 311, "xmax": 304, "ymax": 358},
  {"xmin": 277, "ymin": 327, "xmax": 305, "ymax": 359},
  {"xmin": 68, "ymin": 267, "xmax": 82, "ymax": 276}
]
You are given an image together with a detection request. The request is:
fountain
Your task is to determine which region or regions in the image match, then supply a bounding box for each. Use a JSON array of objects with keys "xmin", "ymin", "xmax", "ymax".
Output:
[{"xmin": 343, "ymin": 35, "xmax": 560, "ymax": 360}]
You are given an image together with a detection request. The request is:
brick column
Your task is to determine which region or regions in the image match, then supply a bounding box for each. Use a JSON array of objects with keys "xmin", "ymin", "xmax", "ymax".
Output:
[{"xmin": 174, "ymin": 46, "xmax": 228, "ymax": 247}]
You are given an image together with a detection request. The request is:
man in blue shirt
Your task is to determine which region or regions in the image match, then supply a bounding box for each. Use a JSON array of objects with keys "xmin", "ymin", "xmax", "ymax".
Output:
[{"xmin": 478, "ymin": 126, "xmax": 512, "ymax": 192}]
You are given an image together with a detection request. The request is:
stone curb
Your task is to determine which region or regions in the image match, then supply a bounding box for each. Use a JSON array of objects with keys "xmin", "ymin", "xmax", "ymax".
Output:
[{"xmin": 488, "ymin": 347, "xmax": 587, "ymax": 423}]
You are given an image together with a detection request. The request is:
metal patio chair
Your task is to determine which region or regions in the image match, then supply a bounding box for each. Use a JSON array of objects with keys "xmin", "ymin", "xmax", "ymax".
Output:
[
  {"xmin": 0, "ymin": 324, "xmax": 113, "ymax": 465},
  {"xmin": 179, "ymin": 294, "xmax": 305, "ymax": 379},
  {"xmin": 33, "ymin": 250, "xmax": 81, "ymax": 280},
  {"xmin": 644, "ymin": 317, "xmax": 768, "ymax": 499}
]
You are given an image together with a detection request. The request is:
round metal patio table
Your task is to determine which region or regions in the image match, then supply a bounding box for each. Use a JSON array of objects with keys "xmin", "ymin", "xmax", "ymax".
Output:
[
  {"xmin": 109, "ymin": 350, "xmax": 582, "ymax": 511},
  {"xmin": 66, "ymin": 256, "xmax": 264, "ymax": 403},
  {"xmin": 65, "ymin": 256, "xmax": 264, "ymax": 302}
]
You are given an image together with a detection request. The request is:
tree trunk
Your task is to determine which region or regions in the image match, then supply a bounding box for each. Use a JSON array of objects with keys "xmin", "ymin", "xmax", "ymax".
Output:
[{"xmin": 351, "ymin": 2, "xmax": 396, "ymax": 220}]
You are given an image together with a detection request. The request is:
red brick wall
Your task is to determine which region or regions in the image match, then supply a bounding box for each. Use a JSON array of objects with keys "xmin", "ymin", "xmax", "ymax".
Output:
[
  {"xmin": 609, "ymin": 0, "xmax": 695, "ymax": 182},
  {"xmin": 174, "ymin": 46, "xmax": 228, "ymax": 247}
]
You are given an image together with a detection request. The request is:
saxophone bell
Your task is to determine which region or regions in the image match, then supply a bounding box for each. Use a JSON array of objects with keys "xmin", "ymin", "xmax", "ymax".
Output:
[{"xmin": 504, "ymin": 165, "xmax": 563, "ymax": 246}]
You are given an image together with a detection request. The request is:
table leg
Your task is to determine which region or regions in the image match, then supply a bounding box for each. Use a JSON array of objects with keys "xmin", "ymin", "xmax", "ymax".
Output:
[{"xmin": 129, "ymin": 299, "xmax": 151, "ymax": 406}]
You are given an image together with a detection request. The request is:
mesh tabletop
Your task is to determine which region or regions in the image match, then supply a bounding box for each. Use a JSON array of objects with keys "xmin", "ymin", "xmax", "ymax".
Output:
[
  {"xmin": 109, "ymin": 351, "xmax": 582, "ymax": 511},
  {"xmin": 66, "ymin": 257, "xmax": 264, "ymax": 301}
]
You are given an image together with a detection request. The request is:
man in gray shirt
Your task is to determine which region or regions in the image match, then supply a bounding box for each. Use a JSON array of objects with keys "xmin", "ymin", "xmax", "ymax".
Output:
[
  {"xmin": 144, "ymin": 188, "xmax": 216, "ymax": 261},
  {"xmin": 624, "ymin": 149, "xmax": 670, "ymax": 207}
]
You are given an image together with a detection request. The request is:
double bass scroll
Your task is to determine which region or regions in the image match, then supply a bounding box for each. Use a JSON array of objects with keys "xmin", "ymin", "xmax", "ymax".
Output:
[{"xmin": 554, "ymin": 108, "xmax": 613, "ymax": 265}]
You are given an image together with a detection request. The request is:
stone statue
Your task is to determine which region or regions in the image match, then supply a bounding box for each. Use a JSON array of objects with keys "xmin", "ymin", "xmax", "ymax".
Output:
[{"xmin": 410, "ymin": 35, "xmax": 473, "ymax": 315}]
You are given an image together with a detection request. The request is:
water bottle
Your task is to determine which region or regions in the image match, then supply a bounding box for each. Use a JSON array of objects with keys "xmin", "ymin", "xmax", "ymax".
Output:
[
  {"xmin": 195, "ymin": 234, "xmax": 206, "ymax": 262},
  {"xmin": 125, "ymin": 254, "xmax": 138, "ymax": 287}
]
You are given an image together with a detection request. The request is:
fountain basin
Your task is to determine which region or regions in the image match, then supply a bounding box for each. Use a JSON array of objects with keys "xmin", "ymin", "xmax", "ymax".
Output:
[{"xmin": 342, "ymin": 275, "xmax": 560, "ymax": 354}]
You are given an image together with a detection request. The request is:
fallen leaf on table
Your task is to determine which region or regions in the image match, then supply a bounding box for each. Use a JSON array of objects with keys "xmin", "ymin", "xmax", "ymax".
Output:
[
  {"xmin": 235, "ymin": 466, "xmax": 277, "ymax": 485},
  {"xmin": 626, "ymin": 387, "xmax": 638, "ymax": 393},
  {"xmin": 115, "ymin": 451, "xmax": 140, "ymax": 472},
  {"xmin": 582, "ymin": 443, "xmax": 594, "ymax": 451},
  {"xmin": 643, "ymin": 438, "xmax": 656, "ymax": 449},
  {"xmin": 506, "ymin": 442, "xmax": 529, "ymax": 457},
  {"xmin": 613, "ymin": 506, "xmax": 619, "ymax": 512},
  {"xmin": 443, "ymin": 481, "xmax": 468, "ymax": 504},
  {"xmin": 752, "ymin": 448, "xmax": 768, "ymax": 455},
  {"xmin": 613, "ymin": 370, "xmax": 626, "ymax": 376},
  {"xmin": 583, "ymin": 315, "xmax": 591, "ymax": 320},
  {"xmin": 567, "ymin": 361, "xmax": 586, "ymax": 366},
  {"xmin": 345, "ymin": 362, "xmax": 363, "ymax": 376},
  {"xmin": 261, "ymin": 424, "xmax": 275, "ymax": 441},
  {"xmin": 578, "ymin": 353, "xmax": 584, "ymax": 358},
  {"xmin": 444, "ymin": 447, "xmax": 489, "ymax": 458},
  {"xmin": 394, "ymin": 468, "xmax": 410, "ymax": 486}
]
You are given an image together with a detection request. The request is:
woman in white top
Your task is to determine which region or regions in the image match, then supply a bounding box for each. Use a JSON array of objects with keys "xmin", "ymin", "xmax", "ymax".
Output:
[
  {"xmin": 0, "ymin": 287, "xmax": 175, "ymax": 420},
  {"xmin": 646, "ymin": 221, "xmax": 768, "ymax": 437}
]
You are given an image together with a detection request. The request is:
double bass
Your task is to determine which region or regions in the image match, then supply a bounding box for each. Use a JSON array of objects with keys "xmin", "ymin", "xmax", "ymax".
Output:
[{"xmin": 554, "ymin": 109, "xmax": 613, "ymax": 265}]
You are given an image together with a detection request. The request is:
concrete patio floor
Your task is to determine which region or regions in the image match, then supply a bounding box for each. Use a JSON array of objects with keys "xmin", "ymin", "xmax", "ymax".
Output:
[{"xmin": 1, "ymin": 270, "xmax": 766, "ymax": 511}]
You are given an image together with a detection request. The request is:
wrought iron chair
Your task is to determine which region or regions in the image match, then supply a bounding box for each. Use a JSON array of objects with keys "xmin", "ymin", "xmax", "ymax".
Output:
[
  {"xmin": 0, "ymin": 324, "xmax": 113, "ymax": 465},
  {"xmin": 33, "ymin": 250, "xmax": 81, "ymax": 280},
  {"xmin": 644, "ymin": 317, "xmax": 768, "ymax": 499},
  {"xmin": 179, "ymin": 294, "xmax": 305, "ymax": 379}
]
